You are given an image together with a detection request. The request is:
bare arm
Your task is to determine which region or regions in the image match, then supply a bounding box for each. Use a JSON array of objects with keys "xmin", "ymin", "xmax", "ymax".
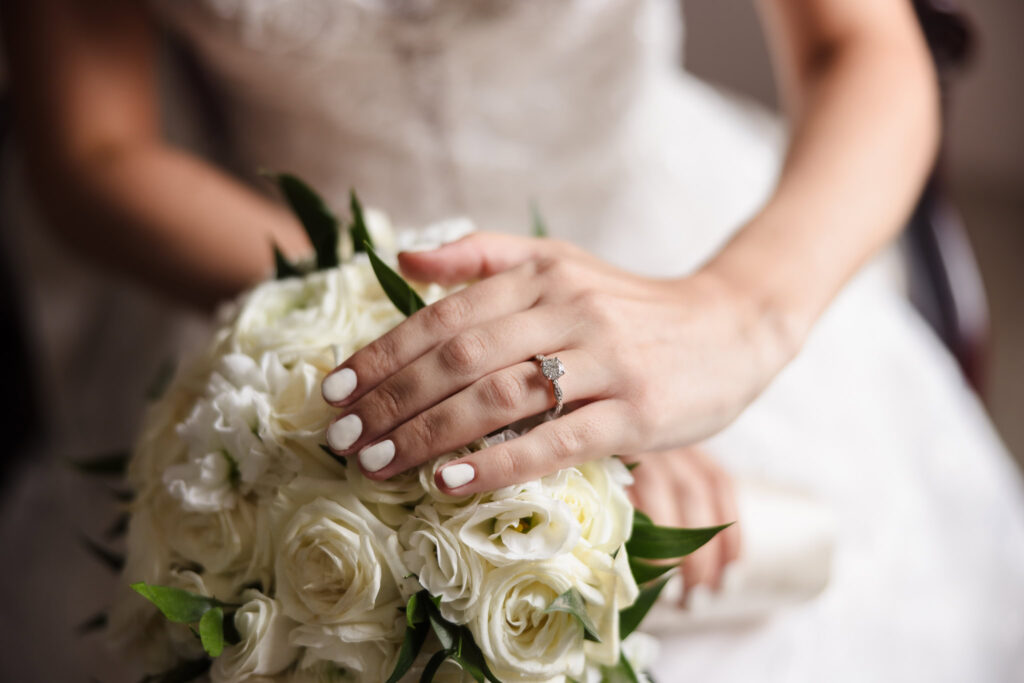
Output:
[
  {"xmin": 706, "ymin": 0, "xmax": 940, "ymax": 346},
  {"xmin": 0, "ymin": 0, "xmax": 309, "ymax": 308}
]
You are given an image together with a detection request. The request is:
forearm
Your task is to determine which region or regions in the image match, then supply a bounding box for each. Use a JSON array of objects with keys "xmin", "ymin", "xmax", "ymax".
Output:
[
  {"xmin": 702, "ymin": 26, "xmax": 940, "ymax": 353},
  {"xmin": 27, "ymin": 142, "xmax": 309, "ymax": 309},
  {"xmin": 2, "ymin": 0, "xmax": 309, "ymax": 309}
]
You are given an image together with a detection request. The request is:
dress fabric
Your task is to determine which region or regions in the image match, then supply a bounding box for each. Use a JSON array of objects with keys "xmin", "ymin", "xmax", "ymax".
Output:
[{"xmin": 1, "ymin": 0, "xmax": 1023, "ymax": 681}]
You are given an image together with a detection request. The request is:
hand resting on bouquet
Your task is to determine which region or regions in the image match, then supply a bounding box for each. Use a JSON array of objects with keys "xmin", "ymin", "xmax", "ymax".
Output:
[{"xmin": 321, "ymin": 231, "xmax": 798, "ymax": 499}]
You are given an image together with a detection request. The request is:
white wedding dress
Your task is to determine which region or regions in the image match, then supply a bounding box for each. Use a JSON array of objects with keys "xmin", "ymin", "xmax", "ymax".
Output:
[{"xmin": 2, "ymin": 0, "xmax": 1024, "ymax": 681}]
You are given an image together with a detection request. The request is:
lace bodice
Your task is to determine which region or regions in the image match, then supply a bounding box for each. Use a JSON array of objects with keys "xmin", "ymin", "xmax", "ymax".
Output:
[{"xmin": 153, "ymin": 1, "xmax": 677, "ymax": 222}]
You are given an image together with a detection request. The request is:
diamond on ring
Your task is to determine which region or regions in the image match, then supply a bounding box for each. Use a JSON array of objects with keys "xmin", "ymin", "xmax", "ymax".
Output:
[{"xmin": 535, "ymin": 354, "xmax": 565, "ymax": 417}]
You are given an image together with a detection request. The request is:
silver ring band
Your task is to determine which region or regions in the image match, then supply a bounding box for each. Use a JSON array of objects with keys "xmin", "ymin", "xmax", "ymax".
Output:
[{"xmin": 534, "ymin": 354, "xmax": 566, "ymax": 417}]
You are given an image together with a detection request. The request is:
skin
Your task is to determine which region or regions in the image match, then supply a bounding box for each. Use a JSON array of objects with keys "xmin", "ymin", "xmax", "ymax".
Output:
[{"xmin": 2, "ymin": 0, "xmax": 939, "ymax": 594}]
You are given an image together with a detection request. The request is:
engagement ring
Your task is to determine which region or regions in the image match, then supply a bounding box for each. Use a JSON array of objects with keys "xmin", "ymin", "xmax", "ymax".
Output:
[{"xmin": 534, "ymin": 354, "xmax": 566, "ymax": 417}]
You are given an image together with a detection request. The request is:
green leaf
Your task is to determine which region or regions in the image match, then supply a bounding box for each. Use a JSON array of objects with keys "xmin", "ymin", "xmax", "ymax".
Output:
[
  {"xmin": 419, "ymin": 649, "xmax": 449, "ymax": 683},
  {"xmin": 139, "ymin": 659, "xmax": 211, "ymax": 683},
  {"xmin": 628, "ymin": 556, "xmax": 679, "ymax": 585},
  {"xmin": 199, "ymin": 606, "xmax": 225, "ymax": 657},
  {"xmin": 81, "ymin": 536, "xmax": 124, "ymax": 572},
  {"xmin": 366, "ymin": 243, "xmax": 426, "ymax": 317},
  {"xmin": 626, "ymin": 522, "xmax": 731, "ymax": 560},
  {"xmin": 130, "ymin": 583, "xmax": 227, "ymax": 624},
  {"xmin": 618, "ymin": 576, "xmax": 670, "ymax": 639},
  {"xmin": 405, "ymin": 591, "xmax": 427, "ymax": 629},
  {"xmin": 273, "ymin": 244, "xmax": 304, "ymax": 280},
  {"xmin": 625, "ymin": 462, "xmax": 640, "ymax": 472},
  {"xmin": 67, "ymin": 452, "xmax": 128, "ymax": 477},
  {"xmin": 76, "ymin": 611, "xmax": 108, "ymax": 634},
  {"xmin": 349, "ymin": 190, "xmax": 374, "ymax": 253},
  {"xmin": 450, "ymin": 630, "xmax": 501, "ymax": 683},
  {"xmin": 272, "ymin": 173, "xmax": 340, "ymax": 270},
  {"xmin": 146, "ymin": 359, "xmax": 177, "ymax": 401},
  {"xmin": 384, "ymin": 619, "xmax": 429, "ymax": 683},
  {"xmin": 599, "ymin": 653, "xmax": 641, "ymax": 683},
  {"xmin": 428, "ymin": 611, "xmax": 458, "ymax": 651},
  {"xmin": 544, "ymin": 587, "xmax": 601, "ymax": 643},
  {"xmin": 632, "ymin": 510, "xmax": 654, "ymax": 526},
  {"xmin": 530, "ymin": 201, "xmax": 549, "ymax": 238}
]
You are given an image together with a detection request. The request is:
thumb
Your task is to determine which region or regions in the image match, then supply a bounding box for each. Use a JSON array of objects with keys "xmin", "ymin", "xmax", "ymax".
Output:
[{"xmin": 397, "ymin": 232, "xmax": 541, "ymax": 285}]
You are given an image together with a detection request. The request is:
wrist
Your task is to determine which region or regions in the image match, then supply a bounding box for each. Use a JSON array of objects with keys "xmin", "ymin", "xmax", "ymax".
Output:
[{"xmin": 688, "ymin": 257, "xmax": 813, "ymax": 371}]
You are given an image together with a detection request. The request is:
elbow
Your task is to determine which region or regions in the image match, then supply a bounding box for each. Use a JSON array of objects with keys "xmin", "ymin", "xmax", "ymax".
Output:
[{"xmin": 18, "ymin": 135, "xmax": 145, "ymax": 251}]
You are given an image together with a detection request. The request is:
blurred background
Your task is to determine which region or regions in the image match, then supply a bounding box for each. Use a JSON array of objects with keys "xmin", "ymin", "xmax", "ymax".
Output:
[{"xmin": 684, "ymin": 0, "xmax": 1024, "ymax": 469}]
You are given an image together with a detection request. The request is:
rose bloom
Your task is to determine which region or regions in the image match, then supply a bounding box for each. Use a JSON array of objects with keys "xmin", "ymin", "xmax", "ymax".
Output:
[
  {"xmin": 273, "ymin": 478, "xmax": 414, "ymax": 609},
  {"xmin": 210, "ymin": 590, "xmax": 299, "ymax": 682},
  {"xmin": 470, "ymin": 554, "xmax": 596, "ymax": 682},
  {"xmin": 399, "ymin": 505, "xmax": 486, "ymax": 623}
]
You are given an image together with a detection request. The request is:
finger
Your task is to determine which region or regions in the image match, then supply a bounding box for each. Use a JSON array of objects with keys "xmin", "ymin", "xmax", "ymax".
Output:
[
  {"xmin": 669, "ymin": 455, "xmax": 720, "ymax": 605},
  {"xmin": 356, "ymin": 350, "xmax": 608, "ymax": 478},
  {"xmin": 325, "ymin": 305, "xmax": 582, "ymax": 454},
  {"xmin": 628, "ymin": 457, "xmax": 683, "ymax": 529},
  {"xmin": 705, "ymin": 463, "xmax": 742, "ymax": 584},
  {"xmin": 321, "ymin": 261, "xmax": 542, "ymax": 407},
  {"xmin": 397, "ymin": 232, "xmax": 553, "ymax": 286},
  {"xmin": 433, "ymin": 399, "xmax": 634, "ymax": 495}
]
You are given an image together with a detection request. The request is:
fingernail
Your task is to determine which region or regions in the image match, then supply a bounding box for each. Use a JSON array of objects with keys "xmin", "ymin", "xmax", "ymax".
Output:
[
  {"xmin": 440, "ymin": 463, "xmax": 475, "ymax": 489},
  {"xmin": 359, "ymin": 440, "xmax": 395, "ymax": 472},
  {"xmin": 326, "ymin": 414, "xmax": 362, "ymax": 451},
  {"xmin": 322, "ymin": 368, "xmax": 357, "ymax": 403}
]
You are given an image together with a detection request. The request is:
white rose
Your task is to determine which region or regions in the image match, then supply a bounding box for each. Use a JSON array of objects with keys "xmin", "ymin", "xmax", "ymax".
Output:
[
  {"xmin": 291, "ymin": 626, "xmax": 398, "ymax": 682},
  {"xmin": 553, "ymin": 459, "xmax": 634, "ymax": 554},
  {"xmin": 143, "ymin": 484, "xmax": 272, "ymax": 590},
  {"xmin": 287, "ymin": 661, "xmax": 360, "ymax": 683},
  {"xmin": 229, "ymin": 266, "xmax": 402, "ymax": 362},
  {"xmin": 452, "ymin": 478, "xmax": 581, "ymax": 565},
  {"xmin": 471, "ymin": 555, "xmax": 594, "ymax": 682},
  {"xmin": 346, "ymin": 461, "xmax": 426, "ymax": 509},
  {"xmin": 210, "ymin": 590, "xmax": 299, "ymax": 682},
  {"xmin": 274, "ymin": 481, "xmax": 412, "ymax": 632},
  {"xmin": 574, "ymin": 546, "xmax": 641, "ymax": 667},
  {"xmin": 256, "ymin": 351, "xmax": 336, "ymax": 438},
  {"xmin": 399, "ymin": 505, "xmax": 485, "ymax": 623}
]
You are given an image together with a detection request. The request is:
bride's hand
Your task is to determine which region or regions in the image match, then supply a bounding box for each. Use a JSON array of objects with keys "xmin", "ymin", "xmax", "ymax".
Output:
[
  {"xmin": 321, "ymin": 232, "xmax": 799, "ymax": 493},
  {"xmin": 626, "ymin": 447, "xmax": 741, "ymax": 604}
]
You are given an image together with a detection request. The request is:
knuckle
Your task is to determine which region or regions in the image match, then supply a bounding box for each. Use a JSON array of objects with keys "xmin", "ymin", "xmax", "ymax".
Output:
[
  {"xmin": 491, "ymin": 447, "xmax": 523, "ymax": 482},
  {"xmin": 409, "ymin": 410, "xmax": 447, "ymax": 450},
  {"xmin": 372, "ymin": 380, "xmax": 406, "ymax": 422},
  {"xmin": 575, "ymin": 290, "xmax": 614, "ymax": 327},
  {"xmin": 547, "ymin": 423, "xmax": 584, "ymax": 460},
  {"xmin": 361, "ymin": 334, "xmax": 397, "ymax": 378},
  {"xmin": 427, "ymin": 295, "xmax": 471, "ymax": 333},
  {"xmin": 482, "ymin": 371, "xmax": 528, "ymax": 413},
  {"xmin": 626, "ymin": 392, "xmax": 658, "ymax": 433},
  {"xmin": 438, "ymin": 331, "xmax": 488, "ymax": 375},
  {"xmin": 537, "ymin": 256, "xmax": 574, "ymax": 286}
]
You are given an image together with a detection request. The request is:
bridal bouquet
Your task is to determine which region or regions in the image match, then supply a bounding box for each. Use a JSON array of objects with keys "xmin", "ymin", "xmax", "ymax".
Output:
[{"xmin": 92, "ymin": 176, "xmax": 726, "ymax": 683}]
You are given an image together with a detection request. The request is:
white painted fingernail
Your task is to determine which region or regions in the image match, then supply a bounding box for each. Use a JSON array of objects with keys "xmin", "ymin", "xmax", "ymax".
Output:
[
  {"xmin": 322, "ymin": 368, "xmax": 357, "ymax": 403},
  {"xmin": 440, "ymin": 463, "xmax": 475, "ymax": 489},
  {"xmin": 326, "ymin": 414, "xmax": 362, "ymax": 451},
  {"xmin": 359, "ymin": 440, "xmax": 395, "ymax": 472}
]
